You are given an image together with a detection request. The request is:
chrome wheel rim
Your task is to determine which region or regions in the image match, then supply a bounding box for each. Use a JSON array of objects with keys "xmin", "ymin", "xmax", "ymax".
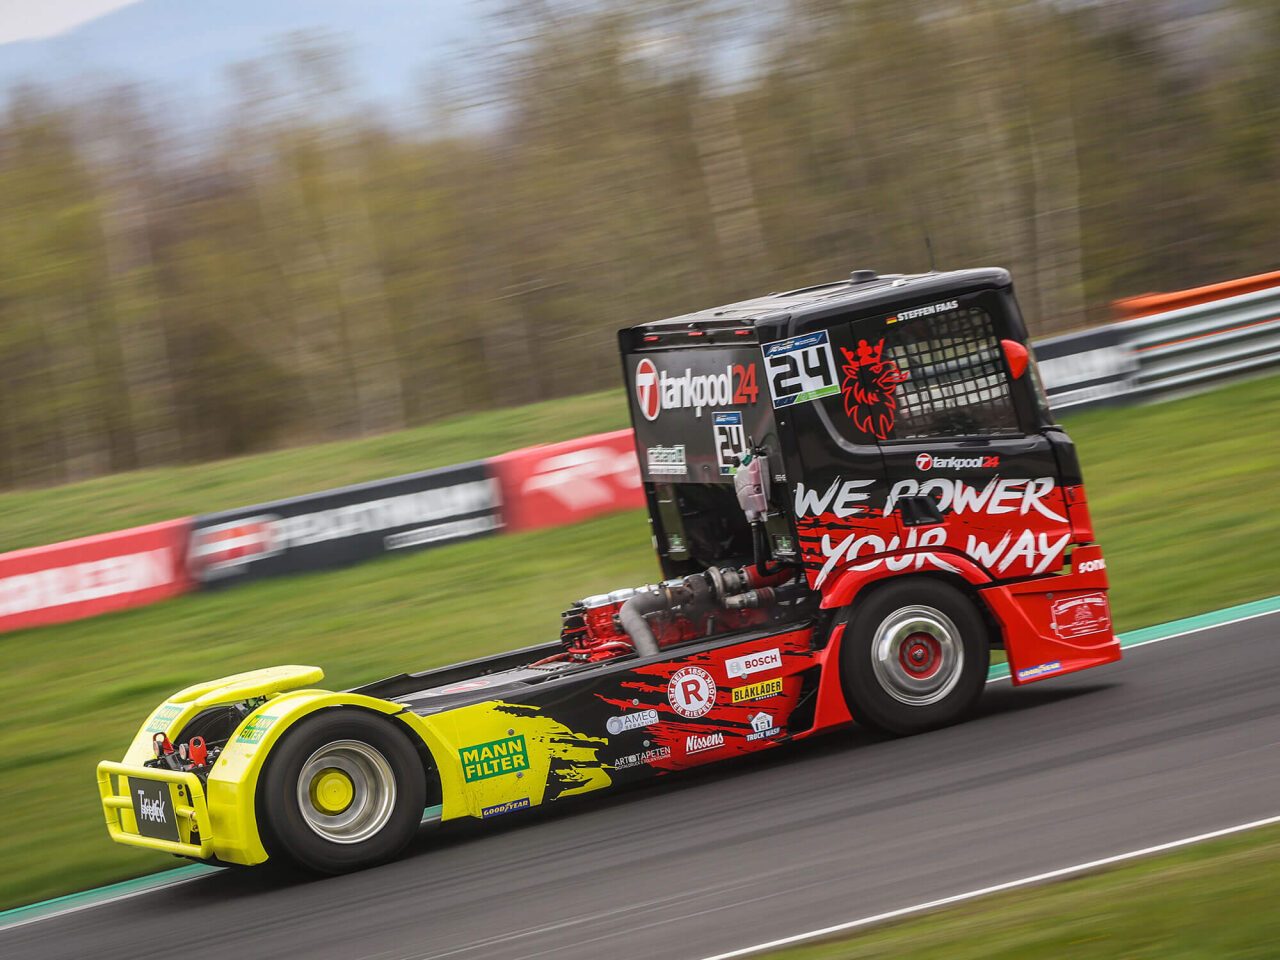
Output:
[
  {"xmin": 296, "ymin": 740, "xmax": 396, "ymax": 844},
  {"xmin": 870, "ymin": 605, "xmax": 965, "ymax": 706}
]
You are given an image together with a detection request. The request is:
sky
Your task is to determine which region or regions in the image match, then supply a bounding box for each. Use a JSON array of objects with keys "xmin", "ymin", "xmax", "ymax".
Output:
[{"xmin": 0, "ymin": 0, "xmax": 139, "ymax": 43}]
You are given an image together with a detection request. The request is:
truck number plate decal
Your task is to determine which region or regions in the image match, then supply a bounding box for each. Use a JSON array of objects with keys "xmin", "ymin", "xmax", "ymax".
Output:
[
  {"xmin": 713, "ymin": 412, "xmax": 747, "ymax": 475},
  {"xmin": 762, "ymin": 331, "xmax": 839, "ymax": 409}
]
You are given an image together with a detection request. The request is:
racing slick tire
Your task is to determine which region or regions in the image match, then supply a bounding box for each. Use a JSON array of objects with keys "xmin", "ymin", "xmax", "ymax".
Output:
[
  {"xmin": 839, "ymin": 578, "xmax": 990, "ymax": 736},
  {"xmin": 259, "ymin": 710, "xmax": 426, "ymax": 873}
]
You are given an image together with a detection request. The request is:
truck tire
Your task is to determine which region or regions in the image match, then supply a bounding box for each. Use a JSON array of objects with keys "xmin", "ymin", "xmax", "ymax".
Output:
[
  {"xmin": 839, "ymin": 578, "xmax": 990, "ymax": 736},
  {"xmin": 259, "ymin": 710, "xmax": 426, "ymax": 873}
]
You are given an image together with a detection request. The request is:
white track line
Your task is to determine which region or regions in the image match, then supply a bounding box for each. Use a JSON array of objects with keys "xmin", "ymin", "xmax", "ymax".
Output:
[
  {"xmin": 0, "ymin": 872, "xmax": 210, "ymax": 933},
  {"xmin": 697, "ymin": 813, "xmax": 1280, "ymax": 960}
]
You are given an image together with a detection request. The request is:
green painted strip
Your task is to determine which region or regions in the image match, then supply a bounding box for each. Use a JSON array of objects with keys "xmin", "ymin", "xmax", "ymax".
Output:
[
  {"xmin": 6, "ymin": 594, "xmax": 1280, "ymax": 928},
  {"xmin": 0, "ymin": 864, "xmax": 217, "ymax": 927},
  {"xmin": 988, "ymin": 593, "xmax": 1280, "ymax": 682}
]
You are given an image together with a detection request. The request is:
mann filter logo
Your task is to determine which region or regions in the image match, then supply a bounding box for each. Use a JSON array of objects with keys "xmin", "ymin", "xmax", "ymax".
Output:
[
  {"xmin": 606, "ymin": 709, "xmax": 659, "ymax": 735},
  {"xmin": 460, "ymin": 735, "xmax": 529, "ymax": 782},
  {"xmin": 732, "ymin": 677, "xmax": 783, "ymax": 703},
  {"xmin": 762, "ymin": 330, "xmax": 839, "ymax": 409},
  {"xmin": 136, "ymin": 790, "xmax": 168, "ymax": 824},
  {"xmin": 634, "ymin": 358, "xmax": 758, "ymax": 421},
  {"xmin": 685, "ymin": 732, "xmax": 725, "ymax": 755},
  {"xmin": 646, "ymin": 445, "xmax": 687, "ymax": 476},
  {"xmin": 725, "ymin": 647, "xmax": 782, "ymax": 679},
  {"xmin": 668, "ymin": 666, "xmax": 717, "ymax": 719},
  {"xmin": 915, "ymin": 453, "xmax": 1000, "ymax": 471},
  {"xmin": 481, "ymin": 798, "xmax": 531, "ymax": 819},
  {"xmin": 236, "ymin": 714, "xmax": 277, "ymax": 744},
  {"xmin": 145, "ymin": 703, "xmax": 182, "ymax": 733}
]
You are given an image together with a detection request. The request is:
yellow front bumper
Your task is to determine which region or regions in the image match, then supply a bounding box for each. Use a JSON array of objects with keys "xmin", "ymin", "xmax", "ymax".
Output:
[{"xmin": 97, "ymin": 761, "xmax": 213, "ymax": 859}]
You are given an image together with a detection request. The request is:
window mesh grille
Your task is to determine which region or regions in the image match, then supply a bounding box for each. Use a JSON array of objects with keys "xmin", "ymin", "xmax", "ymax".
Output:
[{"xmin": 885, "ymin": 307, "xmax": 1019, "ymax": 439}]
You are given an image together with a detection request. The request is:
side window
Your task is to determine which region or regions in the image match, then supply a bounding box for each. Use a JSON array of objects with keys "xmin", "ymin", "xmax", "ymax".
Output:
[{"xmin": 883, "ymin": 305, "xmax": 1019, "ymax": 440}]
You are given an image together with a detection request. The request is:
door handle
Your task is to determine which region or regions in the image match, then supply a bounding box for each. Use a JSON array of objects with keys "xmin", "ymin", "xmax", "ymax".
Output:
[{"xmin": 897, "ymin": 495, "xmax": 945, "ymax": 527}]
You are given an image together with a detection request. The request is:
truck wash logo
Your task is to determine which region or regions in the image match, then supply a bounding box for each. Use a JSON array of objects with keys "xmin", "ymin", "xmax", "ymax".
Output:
[
  {"xmin": 481, "ymin": 798, "xmax": 531, "ymax": 819},
  {"xmin": 460, "ymin": 735, "xmax": 529, "ymax": 782},
  {"xmin": 685, "ymin": 732, "xmax": 725, "ymax": 755},
  {"xmin": 916, "ymin": 453, "xmax": 1000, "ymax": 471},
  {"xmin": 725, "ymin": 648, "xmax": 782, "ymax": 679},
  {"xmin": 634, "ymin": 358, "xmax": 757, "ymax": 421},
  {"xmin": 235, "ymin": 714, "xmax": 277, "ymax": 744},
  {"xmin": 746, "ymin": 712, "xmax": 781, "ymax": 742},
  {"xmin": 732, "ymin": 677, "xmax": 783, "ymax": 703},
  {"xmin": 606, "ymin": 709, "xmax": 659, "ymax": 735},
  {"xmin": 135, "ymin": 790, "xmax": 168, "ymax": 824},
  {"xmin": 668, "ymin": 666, "xmax": 717, "ymax": 719},
  {"xmin": 841, "ymin": 339, "xmax": 908, "ymax": 440}
]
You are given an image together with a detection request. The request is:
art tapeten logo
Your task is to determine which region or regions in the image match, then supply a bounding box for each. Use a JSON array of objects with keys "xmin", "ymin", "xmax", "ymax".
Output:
[{"xmin": 841, "ymin": 339, "xmax": 908, "ymax": 440}]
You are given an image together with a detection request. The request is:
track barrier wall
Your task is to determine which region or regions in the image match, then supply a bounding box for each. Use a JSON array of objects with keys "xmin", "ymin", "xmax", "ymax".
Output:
[{"xmin": 1, "ymin": 271, "xmax": 1277, "ymax": 632}]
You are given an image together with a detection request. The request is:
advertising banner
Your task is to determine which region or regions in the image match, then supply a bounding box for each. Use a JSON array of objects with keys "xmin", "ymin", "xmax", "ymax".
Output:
[
  {"xmin": 492, "ymin": 429, "xmax": 644, "ymax": 533},
  {"xmin": 189, "ymin": 462, "xmax": 503, "ymax": 584},
  {"xmin": 1034, "ymin": 327, "xmax": 1139, "ymax": 412},
  {"xmin": 0, "ymin": 519, "xmax": 194, "ymax": 633}
]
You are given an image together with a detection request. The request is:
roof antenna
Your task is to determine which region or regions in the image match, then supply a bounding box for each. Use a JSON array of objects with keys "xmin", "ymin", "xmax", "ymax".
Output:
[{"xmin": 924, "ymin": 234, "xmax": 937, "ymax": 273}]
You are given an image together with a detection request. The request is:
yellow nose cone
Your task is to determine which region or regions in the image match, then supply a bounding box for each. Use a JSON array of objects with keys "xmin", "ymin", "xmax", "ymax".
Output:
[{"xmin": 309, "ymin": 769, "xmax": 355, "ymax": 815}]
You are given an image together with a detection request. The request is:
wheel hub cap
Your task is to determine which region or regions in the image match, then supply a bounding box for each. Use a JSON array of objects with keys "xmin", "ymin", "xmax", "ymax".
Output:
[
  {"xmin": 871, "ymin": 605, "xmax": 965, "ymax": 706},
  {"xmin": 296, "ymin": 740, "xmax": 397, "ymax": 844},
  {"xmin": 309, "ymin": 769, "xmax": 355, "ymax": 815}
]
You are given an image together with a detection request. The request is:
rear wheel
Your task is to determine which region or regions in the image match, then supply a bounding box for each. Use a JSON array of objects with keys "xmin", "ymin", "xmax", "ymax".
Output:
[
  {"xmin": 259, "ymin": 711, "xmax": 426, "ymax": 873},
  {"xmin": 840, "ymin": 578, "xmax": 990, "ymax": 736}
]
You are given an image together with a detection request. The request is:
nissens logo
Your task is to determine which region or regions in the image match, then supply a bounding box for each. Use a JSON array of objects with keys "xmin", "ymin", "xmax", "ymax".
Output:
[
  {"xmin": 633, "ymin": 358, "xmax": 757, "ymax": 421},
  {"xmin": 915, "ymin": 453, "xmax": 1000, "ymax": 471},
  {"xmin": 685, "ymin": 732, "xmax": 725, "ymax": 755}
]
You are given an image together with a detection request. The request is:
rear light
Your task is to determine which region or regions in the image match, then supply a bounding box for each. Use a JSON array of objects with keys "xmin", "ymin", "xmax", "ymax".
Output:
[
  {"xmin": 643, "ymin": 335, "xmax": 659, "ymax": 343},
  {"xmin": 687, "ymin": 330, "xmax": 705, "ymax": 337},
  {"xmin": 734, "ymin": 329, "xmax": 751, "ymax": 336}
]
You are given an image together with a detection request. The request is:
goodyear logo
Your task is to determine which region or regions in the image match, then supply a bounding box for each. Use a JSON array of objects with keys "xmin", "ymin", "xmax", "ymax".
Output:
[
  {"xmin": 460, "ymin": 735, "xmax": 528, "ymax": 783},
  {"xmin": 236, "ymin": 714, "xmax": 277, "ymax": 744},
  {"xmin": 145, "ymin": 703, "xmax": 182, "ymax": 733},
  {"xmin": 481, "ymin": 798, "xmax": 531, "ymax": 819},
  {"xmin": 732, "ymin": 677, "xmax": 783, "ymax": 703}
]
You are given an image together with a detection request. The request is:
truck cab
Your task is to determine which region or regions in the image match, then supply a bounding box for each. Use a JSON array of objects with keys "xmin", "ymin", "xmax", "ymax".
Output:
[{"xmin": 620, "ymin": 267, "xmax": 1118, "ymax": 729}]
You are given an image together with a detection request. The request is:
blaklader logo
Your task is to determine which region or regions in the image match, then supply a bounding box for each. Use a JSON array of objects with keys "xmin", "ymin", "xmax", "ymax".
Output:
[{"xmin": 459, "ymin": 735, "xmax": 529, "ymax": 782}]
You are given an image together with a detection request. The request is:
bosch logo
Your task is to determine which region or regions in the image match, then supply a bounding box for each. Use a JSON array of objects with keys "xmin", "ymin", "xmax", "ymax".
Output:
[
  {"xmin": 916, "ymin": 453, "xmax": 933, "ymax": 471},
  {"xmin": 634, "ymin": 358, "xmax": 660, "ymax": 421},
  {"xmin": 725, "ymin": 647, "xmax": 782, "ymax": 679},
  {"xmin": 1077, "ymin": 558, "xmax": 1107, "ymax": 573}
]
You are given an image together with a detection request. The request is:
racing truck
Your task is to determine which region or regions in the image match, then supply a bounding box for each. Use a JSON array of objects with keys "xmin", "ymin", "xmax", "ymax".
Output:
[{"xmin": 98, "ymin": 267, "xmax": 1119, "ymax": 874}]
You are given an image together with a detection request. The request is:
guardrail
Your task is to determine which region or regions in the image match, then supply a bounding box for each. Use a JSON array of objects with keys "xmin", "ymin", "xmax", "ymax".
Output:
[{"xmin": 1036, "ymin": 282, "xmax": 1280, "ymax": 411}]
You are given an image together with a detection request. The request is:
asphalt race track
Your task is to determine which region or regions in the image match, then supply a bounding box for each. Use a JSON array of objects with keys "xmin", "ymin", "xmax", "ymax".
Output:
[{"xmin": 6, "ymin": 610, "xmax": 1279, "ymax": 960}]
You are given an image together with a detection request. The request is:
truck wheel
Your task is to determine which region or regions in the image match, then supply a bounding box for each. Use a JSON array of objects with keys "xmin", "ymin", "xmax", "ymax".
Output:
[
  {"xmin": 839, "ymin": 579, "xmax": 989, "ymax": 736},
  {"xmin": 259, "ymin": 711, "xmax": 426, "ymax": 873}
]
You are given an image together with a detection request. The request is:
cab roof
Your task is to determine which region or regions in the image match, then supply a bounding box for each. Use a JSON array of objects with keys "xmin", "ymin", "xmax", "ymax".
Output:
[{"xmin": 624, "ymin": 267, "xmax": 1011, "ymax": 345}]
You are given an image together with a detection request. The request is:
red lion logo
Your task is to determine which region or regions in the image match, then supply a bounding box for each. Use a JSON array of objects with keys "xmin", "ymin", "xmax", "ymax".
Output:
[{"xmin": 840, "ymin": 339, "xmax": 908, "ymax": 440}]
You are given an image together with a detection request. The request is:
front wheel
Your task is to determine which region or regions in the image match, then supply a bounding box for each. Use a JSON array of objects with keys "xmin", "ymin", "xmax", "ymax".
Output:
[
  {"xmin": 839, "ymin": 578, "xmax": 990, "ymax": 736},
  {"xmin": 259, "ymin": 711, "xmax": 426, "ymax": 873}
]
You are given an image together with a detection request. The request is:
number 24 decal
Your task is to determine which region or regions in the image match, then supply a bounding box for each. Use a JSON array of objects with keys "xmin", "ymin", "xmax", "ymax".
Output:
[{"xmin": 732, "ymin": 364, "xmax": 759, "ymax": 405}]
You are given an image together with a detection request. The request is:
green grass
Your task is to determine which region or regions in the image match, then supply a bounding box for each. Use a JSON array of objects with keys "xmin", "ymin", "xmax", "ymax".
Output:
[
  {"xmin": 0, "ymin": 391, "xmax": 630, "ymax": 551},
  {"xmin": 759, "ymin": 823, "xmax": 1280, "ymax": 960},
  {"xmin": 0, "ymin": 374, "xmax": 1278, "ymax": 910}
]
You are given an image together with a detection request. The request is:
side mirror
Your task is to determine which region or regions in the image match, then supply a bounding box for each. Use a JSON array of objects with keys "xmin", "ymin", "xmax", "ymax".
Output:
[{"xmin": 1001, "ymin": 339, "xmax": 1029, "ymax": 380}]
